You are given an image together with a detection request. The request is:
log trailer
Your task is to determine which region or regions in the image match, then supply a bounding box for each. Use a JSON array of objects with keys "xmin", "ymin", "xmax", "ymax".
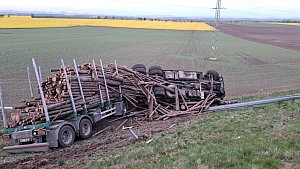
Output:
[{"xmin": 1, "ymin": 59, "xmax": 225, "ymax": 153}]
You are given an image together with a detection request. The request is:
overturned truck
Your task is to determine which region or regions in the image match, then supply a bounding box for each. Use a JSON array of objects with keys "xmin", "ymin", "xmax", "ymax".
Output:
[{"xmin": 1, "ymin": 58, "xmax": 225, "ymax": 153}]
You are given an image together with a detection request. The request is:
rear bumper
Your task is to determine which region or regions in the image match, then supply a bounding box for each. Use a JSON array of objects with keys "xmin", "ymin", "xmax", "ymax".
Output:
[{"xmin": 3, "ymin": 142, "xmax": 49, "ymax": 153}]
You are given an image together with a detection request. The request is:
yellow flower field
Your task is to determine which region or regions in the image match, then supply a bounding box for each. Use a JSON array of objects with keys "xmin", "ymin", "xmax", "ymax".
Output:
[
  {"xmin": 0, "ymin": 16, "xmax": 214, "ymax": 31},
  {"xmin": 268, "ymin": 22, "xmax": 300, "ymax": 26}
]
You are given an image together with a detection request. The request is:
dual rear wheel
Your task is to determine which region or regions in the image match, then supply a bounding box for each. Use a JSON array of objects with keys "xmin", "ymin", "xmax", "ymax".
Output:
[{"xmin": 58, "ymin": 119, "xmax": 93, "ymax": 148}]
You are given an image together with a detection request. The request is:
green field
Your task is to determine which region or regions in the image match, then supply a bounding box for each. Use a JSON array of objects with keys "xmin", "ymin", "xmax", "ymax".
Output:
[{"xmin": 0, "ymin": 27, "xmax": 300, "ymax": 106}]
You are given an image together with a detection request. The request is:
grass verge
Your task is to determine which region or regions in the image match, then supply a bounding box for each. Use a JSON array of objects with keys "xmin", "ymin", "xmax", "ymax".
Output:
[{"xmin": 88, "ymin": 92, "xmax": 300, "ymax": 169}]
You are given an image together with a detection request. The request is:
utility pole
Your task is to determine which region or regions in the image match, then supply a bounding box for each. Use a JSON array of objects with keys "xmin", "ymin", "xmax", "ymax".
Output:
[{"xmin": 210, "ymin": 0, "xmax": 224, "ymax": 60}]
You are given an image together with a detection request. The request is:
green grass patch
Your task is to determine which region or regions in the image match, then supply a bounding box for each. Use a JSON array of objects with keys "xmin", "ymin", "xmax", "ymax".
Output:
[
  {"xmin": 58, "ymin": 159, "xmax": 65, "ymax": 166},
  {"xmin": 88, "ymin": 97, "xmax": 300, "ymax": 169}
]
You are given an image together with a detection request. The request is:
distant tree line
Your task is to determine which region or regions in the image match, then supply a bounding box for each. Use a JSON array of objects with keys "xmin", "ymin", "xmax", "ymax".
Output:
[
  {"xmin": 280, "ymin": 20, "xmax": 300, "ymax": 23},
  {"xmin": 0, "ymin": 14, "xmax": 11, "ymax": 18}
]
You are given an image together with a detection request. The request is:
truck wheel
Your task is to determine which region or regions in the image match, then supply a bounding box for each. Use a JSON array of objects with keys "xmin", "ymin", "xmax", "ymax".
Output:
[
  {"xmin": 206, "ymin": 70, "xmax": 220, "ymax": 81},
  {"xmin": 149, "ymin": 65, "xmax": 163, "ymax": 77},
  {"xmin": 79, "ymin": 119, "xmax": 92, "ymax": 139},
  {"xmin": 58, "ymin": 125, "xmax": 75, "ymax": 148},
  {"xmin": 166, "ymin": 85, "xmax": 175, "ymax": 98},
  {"xmin": 132, "ymin": 64, "xmax": 146, "ymax": 70},
  {"xmin": 153, "ymin": 87, "xmax": 165, "ymax": 97},
  {"xmin": 132, "ymin": 64, "xmax": 146, "ymax": 74},
  {"xmin": 133, "ymin": 67, "xmax": 146, "ymax": 74}
]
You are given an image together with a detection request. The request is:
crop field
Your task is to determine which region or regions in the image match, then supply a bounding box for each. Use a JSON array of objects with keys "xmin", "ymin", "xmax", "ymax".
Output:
[
  {"xmin": 0, "ymin": 25, "xmax": 300, "ymax": 106},
  {"xmin": 0, "ymin": 16, "xmax": 213, "ymax": 31},
  {"xmin": 219, "ymin": 23, "xmax": 300, "ymax": 51},
  {"xmin": 271, "ymin": 22, "xmax": 300, "ymax": 26}
]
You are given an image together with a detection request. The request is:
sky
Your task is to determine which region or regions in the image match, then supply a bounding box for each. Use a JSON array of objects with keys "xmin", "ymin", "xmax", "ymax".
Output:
[{"xmin": 1, "ymin": 0, "xmax": 299, "ymax": 19}]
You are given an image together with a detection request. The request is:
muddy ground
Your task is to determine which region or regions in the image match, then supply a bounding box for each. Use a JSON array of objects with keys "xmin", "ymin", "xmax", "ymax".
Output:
[
  {"xmin": 0, "ymin": 113, "xmax": 205, "ymax": 169},
  {"xmin": 218, "ymin": 23, "xmax": 300, "ymax": 51}
]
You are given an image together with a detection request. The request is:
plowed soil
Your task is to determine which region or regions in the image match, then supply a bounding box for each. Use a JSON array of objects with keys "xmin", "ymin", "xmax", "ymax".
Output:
[{"xmin": 218, "ymin": 23, "xmax": 300, "ymax": 51}]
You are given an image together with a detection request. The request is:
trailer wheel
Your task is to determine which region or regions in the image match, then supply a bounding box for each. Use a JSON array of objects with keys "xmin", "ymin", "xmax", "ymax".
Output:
[
  {"xmin": 58, "ymin": 125, "xmax": 75, "ymax": 148},
  {"xmin": 79, "ymin": 119, "xmax": 92, "ymax": 139},
  {"xmin": 149, "ymin": 65, "xmax": 163, "ymax": 77},
  {"xmin": 206, "ymin": 70, "xmax": 220, "ymax": 81}
]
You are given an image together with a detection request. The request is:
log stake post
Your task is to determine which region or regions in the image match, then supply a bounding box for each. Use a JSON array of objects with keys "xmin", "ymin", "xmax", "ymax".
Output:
[
  {"xmin": 61, "ymin": 59, "xmax": 77, "ymax": 118},
  {"xmin": 114, "ymin": 60, "xmax": 123, "ymax": 102},
  {"xmin": 73, "ymin": 59, "xmax": 87, "ymax": 114},
  {"xmin": 92, "ymin": 60, "xmax": 104, "ymax": 109},
  {"xmin": 0, "ymin": 85, "xmax": 7, "ymax": 128},
  {"xmin": 27, "ymin": 67, "xmax": 34, "ymax": 99},
  {"xmin": 175, "ymin": 85, "xmax": 179, "ymax": 111},
  {"xmin": 210, "ymin": 75, "xmax": 213, "ymax": 95},
  {"xmin": 199, "ymin": 82, "xmax": 204, "ymax": 100},
  {"xmin": 32, "ymin": 58, "xmax": 50, "ymax": 123},
  {"xmin": 38, "ymin": 66, "xmax": 42, "ymax": 82},
  {"xmin": 100, "ymin": 59, "xmax": 111, "ymax": 107},
  {"xmin": 148, "ymin": 94, "xmax": 153, "ymax": 119}
]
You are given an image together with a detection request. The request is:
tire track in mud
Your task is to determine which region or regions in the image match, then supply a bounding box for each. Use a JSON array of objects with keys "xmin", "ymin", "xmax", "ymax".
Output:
[{"xmin": 0, "ymin": 115, "xmax": 197, "ymax": 169}]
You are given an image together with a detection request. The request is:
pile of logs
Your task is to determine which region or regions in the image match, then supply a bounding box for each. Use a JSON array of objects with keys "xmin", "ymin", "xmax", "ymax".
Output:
[{"xmin": 7, "ymin": 63, "xmax": 218, "ymax": 128}]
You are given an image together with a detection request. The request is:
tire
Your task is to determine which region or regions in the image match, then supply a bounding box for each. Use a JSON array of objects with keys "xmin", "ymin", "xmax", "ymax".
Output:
[
  {"xmin": 79, "ymin": 119, "xmax": 93, "ymax": 139},
  {"xmin": 165, "ymin": 85, "xmax": 175, "ymax": 98},
  {"xmin": 153, "ymin": 87, "xmax": 165, "ymax": 97},
  {"xmin": 132, "ymin": 64, "xmax": 146, "ymax": 70},
  {"xmin": 149, "ymin": 65, "xmax": 162, "ymax": 71},
  {"xmin": 133, "ymin": 67, "xmax": 146, "ymax": 74},
  {"xmin": 58, "ymin": 125, "xmax": 75, "ymax": 148},
  {"xmin": 206, "ymin": 70, "xmax": 220, "ymax": 81},
  {"xmin": 149, "ymin": 65, "xmax": 163, "ymax": 77}
]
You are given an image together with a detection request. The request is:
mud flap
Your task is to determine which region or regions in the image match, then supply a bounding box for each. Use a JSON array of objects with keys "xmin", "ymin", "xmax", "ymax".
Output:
[{"xmin": 3, "ymin": 143, "xmax": 49, "ymax": 153}]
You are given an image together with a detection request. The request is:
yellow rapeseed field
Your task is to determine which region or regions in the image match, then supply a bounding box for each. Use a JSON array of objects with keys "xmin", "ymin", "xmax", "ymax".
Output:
[
  {"xmin": 0, "ymin": 16, "xmax": 214, "ymax": 31},
  {"xmin": 269, "ymin": 22, "xmax": 300, "ymax": 26}
]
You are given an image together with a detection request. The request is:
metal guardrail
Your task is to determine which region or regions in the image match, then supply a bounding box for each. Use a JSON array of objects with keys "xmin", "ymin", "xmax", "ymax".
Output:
[{"xmin": 206, "ymin": 94, "xmax": 300, "ymax": 112}]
